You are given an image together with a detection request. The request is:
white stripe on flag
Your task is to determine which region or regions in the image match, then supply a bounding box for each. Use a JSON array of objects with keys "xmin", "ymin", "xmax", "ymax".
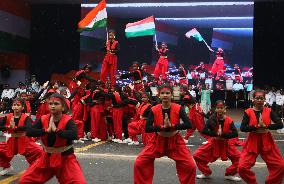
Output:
[
  {"xmin": 86, "ymin": 8, "xmax": 107, "ymax": 28},
  {"xmin": 125, "ymin": 22, "xmax": 155, "ymax": 33}
]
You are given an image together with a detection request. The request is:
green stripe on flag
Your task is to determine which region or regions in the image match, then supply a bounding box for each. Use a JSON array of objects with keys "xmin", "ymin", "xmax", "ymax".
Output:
[
  {"xmin": 193, "ymin": 34, "xmax": 204, "ymax": 42},
  {"xmin": 126, "ymin": 28, "xmax": 155, "ymax": 38},
  {"xmin": 78, "ymin": 19, "xmax": 107, "ymax": 32}
]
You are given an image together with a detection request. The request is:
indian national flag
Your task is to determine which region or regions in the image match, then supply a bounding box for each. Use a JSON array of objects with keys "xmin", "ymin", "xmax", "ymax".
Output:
[
  {"xmin": 185, "ymin": 28, "xmax": 204, "ymax": 42},
  {"xmin": 125, "ymin": 16, "xmax": 155, "ymax": 38},
  {"xmin": 78, "ymin": 0, "xmax": 107, "ymax": 32}
]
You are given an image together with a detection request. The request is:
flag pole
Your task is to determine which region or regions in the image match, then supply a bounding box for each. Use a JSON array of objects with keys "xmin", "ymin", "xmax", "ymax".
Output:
[
  {"xmin": 106, "ymin": 27, "xmax": 108, "ymax": 41},
  {"xmin": 154, "ymin": 33, "xmax": 158, "ymax": 49},
  {"xmin": 202, "ymin": 39, "xmax": 213, "ymax": 52},
  {"xmin": 153, "ymin": 15, "xmax": 158, "ymax": 49}
]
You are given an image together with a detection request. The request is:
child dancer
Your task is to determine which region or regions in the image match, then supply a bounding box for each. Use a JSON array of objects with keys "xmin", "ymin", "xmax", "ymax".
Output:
[
  {"xmin": 193, "ymin": 100, "xmax": 241, "ymax": 181},
  {"xmin": 19, "ymin": 94, "xmax": 86, "ymax": 183},
  {"xmin": 0, "ymin": 98, "xmax": 43, "ymax": 175},
  {"xmin": 134, "ymin": 84, "xmax": 196, "ymax": 184},
  {"xmin": 127, "ymin": 93, "xmax": 152, "ymax": 145},
  {"xmin": 238, "ymin": 89, "xmax": 284, "ymax": 184},
  {"xmin": 154, "ymin": 42, "xmax": 169, "ymax": 80}
]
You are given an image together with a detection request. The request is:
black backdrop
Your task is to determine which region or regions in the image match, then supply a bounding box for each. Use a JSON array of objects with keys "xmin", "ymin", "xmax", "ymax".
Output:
[
  {"xmin": 30, "ymin": 4, "xmax": 81, "ymax": 83},
  {"xmin": 253, "ymin": 1, "xmax": 284, "ymax": 88}
]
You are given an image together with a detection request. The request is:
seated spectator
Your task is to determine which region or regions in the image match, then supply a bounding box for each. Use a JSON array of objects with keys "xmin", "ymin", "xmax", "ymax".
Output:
[{"xmin": 232, "ymin": 80, "xmax": 244, "ymax": 92}]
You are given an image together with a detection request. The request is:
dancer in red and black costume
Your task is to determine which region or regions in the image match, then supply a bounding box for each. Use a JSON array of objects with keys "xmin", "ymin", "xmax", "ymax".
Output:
[
  {"xmin": 233, "ymin": 64, "xmax": 242, "ymax": 82},
  {"xmin": 69, "ymin": 65, "xmax": 94, "ymax": 110},
  {"xmin": 193, "ymin": 100, "xmax": 242, "ymax": 181},
  {"xmin": 127, "ymin": 93, "xmax": 153, "ymax": 146},
  {"xmin": 195, "ymin": 62, "xmax": 207, "ymax": 85},
  {"xmin": 100, "ymin": 30, "xmax": 120, "ymax": 86},
  {"xmin": 141, "ymin": 62, "xmax": 154, "ymax": 82},
  {"xmin": 19, "ymin": 92, "xmax": 32, "ymax": 116},
  {"xmin": 89, "ymin": 83, "xmax": 107, "ymax": 142},
  {"xmin": 167, "ymin": 64, "xmax": 188, "ymax": 86},
  {"xmin": 19, "ymin": 93, "xmax": 86, "ymax": 184},
  {"xmin": 211, "ymin": 48, "xmax": 225, "ymax": 76},
  {"xmin": 134, "ymin": 84, "xmax": 196, "ymax": 184},
  {"xmin": 182, "ymin": 95, "xmax": 210, "ymax": 144},
  {"xmin": 0, "ymin": 98, "xmax": 43, "ymax": 176},
  {"xmin": 238, "ymin": 89, "xmax": 284, "ymax": 184},
  {"xmin": 154, "ymin": 42, "xmax": 169, "ymax": 80},
  {"xmin": 73, "ymin": 64, "xmax": 96, "ymax": 87},
  {"xmin": 104, "ymin": 85, "xmax": 128, "ymax": 143},
  {"xmin": 36, "ymin": 90, "xmax": 55, "ymax": 120},
  {"xmin": 120, "ymin": 62, "xmax": 144, "ymax": 92},
  {"xmin": 72, "ymin": 89, "xmax": 91, "ymax": 143}
]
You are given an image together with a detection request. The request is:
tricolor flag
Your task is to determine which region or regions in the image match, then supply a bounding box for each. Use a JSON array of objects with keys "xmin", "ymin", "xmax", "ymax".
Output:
[
  {"xmin": 125, "ymin": 16, "xmax": 156, "ymax": 38},
  {"xmin": 78, "ymin": 0, "xmax": 107, "ymax": 32},
  {"xmin": 185, "ymin": 28, "xmax": 204, "ymax": 42},
  {"xmin": 185, "ymin": 28, "xmax": 213, "ymax": 51}
]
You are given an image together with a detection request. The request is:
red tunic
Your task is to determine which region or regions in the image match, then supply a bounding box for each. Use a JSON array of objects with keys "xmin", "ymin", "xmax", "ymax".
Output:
[
  {"xmin": 40, "ymin": 114, "xmax": 71, "ymax": 168},
  {"xmin": 209, "ymin": 116, "xmax": 233, "ymax": 161},
  {"xmin": 151, "ymin": 103, "xmax": 181, "ymax": 154},
  {"xmin": 104, "ymin": 40, "xmax": 118, "ymax": 65},
  {"xmin": 5, "ymin": 113, "xmax": 29, "ymax": 157},
  {"xmin": 244, "ymin": 107, "xmax": 272, "ymax": 153}
]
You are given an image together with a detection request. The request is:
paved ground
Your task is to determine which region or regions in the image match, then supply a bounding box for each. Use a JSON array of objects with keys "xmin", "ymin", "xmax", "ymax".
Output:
[{"xmin": 0, "ymin": 109, "xmax": 283, "ymax": 184}]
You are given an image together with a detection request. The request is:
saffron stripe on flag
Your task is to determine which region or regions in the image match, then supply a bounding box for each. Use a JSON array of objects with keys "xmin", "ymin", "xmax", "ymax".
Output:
[
  {"xmin": 125, "ymin": 22, "xmax": 155, "ymax": 33},
  {"xmin": 126, "ymin": 16, "xmax": 154, "ymax": 28},
  {"xmin": 78, "ymin": 0, "xmax": 107, "ymax": 30}
]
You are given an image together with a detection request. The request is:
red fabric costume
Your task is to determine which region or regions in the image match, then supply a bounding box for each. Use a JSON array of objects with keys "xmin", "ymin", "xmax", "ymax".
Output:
[
  {"xmin": 128, "ymin": 102, "xmax": 153, "ymax": 145},
  {"xmin": 238, "ymin": 107, "xmax": 284, "ymax": 184},
  {"xmin": 100, "ymin": 40, "xmax": 119, "ymax": 86},
  {"xmin": 0, "ymin": 113, "xmax": 43, "ymax": 169},
  {"xmin": 134, "ymin": 103, "xmax": 196, "ymax": 184},
  {"xmin": 211, "ymin": 50, "xmax": 224, "ymax": 75},
  {"xmin": 90, "ymin": 91, "xmax": 107, "ymax": 140},
  {"xmin": 69, "ymin": 80, "xmax": 84, "ymax": 111},
  {"xmin": 154, "ymin": 48, "xmax": 169, "ymax": 80},
  {"xmin": 193, "ymin": 116, "xmax": 240, "ymax": 176},
  {"xmin": 184, "ymin": 104, "xmax": 210, "ymax": 140},
  {"xmin": 19, "ymin": 114, "xmax": 86, "ymax": 184},
  {"xmin": 35, "ymin": 102, "xmax": 49, "ymax": 121},
  {"xmin": 121, "ymin": 69, "xmax": 144, "ymax": 92}
]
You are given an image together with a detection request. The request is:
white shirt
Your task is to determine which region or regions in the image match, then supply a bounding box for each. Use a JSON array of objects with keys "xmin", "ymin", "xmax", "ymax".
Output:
[
  {"xmin": 232, "ymin": 83, "xmax": 244, "ymax": 91},
  {"xmin": 31, "ymin": 82, "xmax": 40, "ymax": 92},
  {"xmin": 265, "ymin": 92, "xmax": 275, "ymax": 106},
  {"xmin": 14, "ymin": 88, "xmax": 27, "ymax": 96},
  {"xmin": 205, "ymin": 78, "xmax": 213, "ymax": 89},
  {"xmin": 1, "ymin": 89, "xmax": 15, "ymax": 99},
  {"xmin": 276, "ymin": 93, "xmax": 284, "ymax": 106},
  {"xmin": 249, "ymin": 90, "xmax": 255, "ymax": 101},
  {"xmin": 188, "ymin": 90, "xmax": 196, "ymax": 98},
  {"xmin": 187, "ymin": 72, "xmax": 193, "ymax": 79}
]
